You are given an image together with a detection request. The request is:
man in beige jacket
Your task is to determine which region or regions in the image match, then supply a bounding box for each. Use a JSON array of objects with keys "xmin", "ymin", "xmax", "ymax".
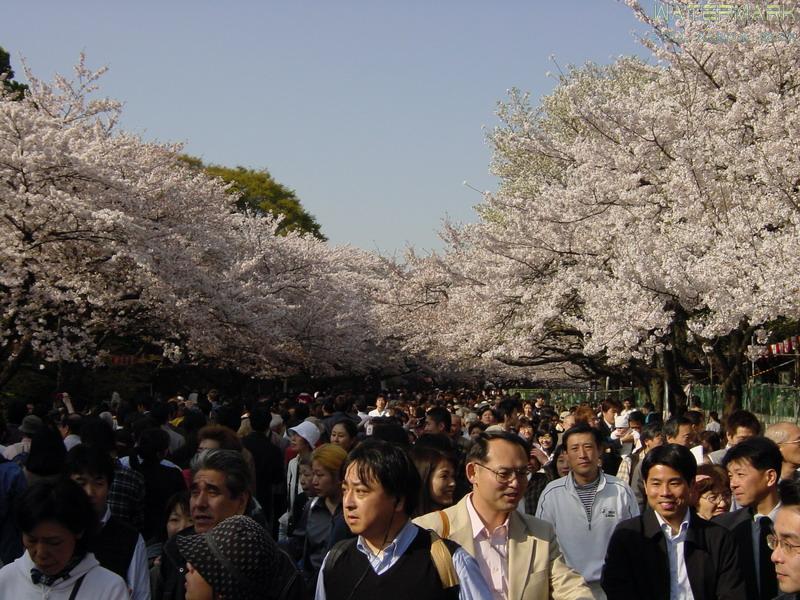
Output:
[{"xmin": 415, "ymin": 431, "xmax": 592, "ymax": 600}]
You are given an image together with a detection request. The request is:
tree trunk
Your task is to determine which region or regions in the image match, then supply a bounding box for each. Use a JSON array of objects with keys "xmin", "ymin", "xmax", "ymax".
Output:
[{"xmin": 0, "ymin": 335, "xmax": 32, "ymax": 391}]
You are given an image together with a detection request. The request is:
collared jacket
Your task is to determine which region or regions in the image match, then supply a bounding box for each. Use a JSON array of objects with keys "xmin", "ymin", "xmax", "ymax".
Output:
[
  {"xmin": 601, "ymin": 508, "xmax": 746, "ymax": 600},
  {"xmin": 535, "ymin": 472, "xmax": 638, "ymax": 583},
  {"xmin": 715, "ymin": 506, "xmax": 779, "ymax": 600},
  {"xmin": 414, "ymin": 495, "xmax": 592, "ymax": 600}
]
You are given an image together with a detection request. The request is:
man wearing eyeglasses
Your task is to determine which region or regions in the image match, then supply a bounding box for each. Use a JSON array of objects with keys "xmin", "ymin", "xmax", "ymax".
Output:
[
  {"xmin": 414, "ymin": 431, "xmax": 592, "ymax": 599},
  {"xmin": 766, "ymin": 422, "xmax": 800, "ymax": 482},
  {"xmin": 536, "ymin": 423, "xmax": 639, "ymax": 598},
  {"xmin": 770, "ymin": 478, "xmax": 800, "ymax": 598}
]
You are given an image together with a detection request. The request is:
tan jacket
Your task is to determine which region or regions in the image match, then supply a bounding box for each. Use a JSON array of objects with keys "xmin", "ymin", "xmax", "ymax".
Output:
[{"xmin": 414, "ymin": 496, "xmax": 592, "ymax": 600}]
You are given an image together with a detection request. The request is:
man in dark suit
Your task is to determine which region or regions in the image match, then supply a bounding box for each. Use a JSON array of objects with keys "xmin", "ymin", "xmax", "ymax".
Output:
[
  {"xmin": 601, "ymin": 444, "xmax": 746, "ymax": 600},
  {"xmin": 715, "ymin": 436, "xmax": 783, "ymax": 600}
]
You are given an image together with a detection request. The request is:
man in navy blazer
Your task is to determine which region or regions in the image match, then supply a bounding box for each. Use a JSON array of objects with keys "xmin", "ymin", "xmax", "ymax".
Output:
[{"xmin": 601, "ymin": 444, "xmax": 746, "ymax": 600}]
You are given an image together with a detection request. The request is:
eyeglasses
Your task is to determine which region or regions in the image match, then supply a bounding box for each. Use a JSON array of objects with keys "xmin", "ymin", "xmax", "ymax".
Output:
[
  {"xmin": 474, "ymin": 463, "xmax": 529, "ymax": 484},
  {"xmin": 767, "ymin": 533, "xmax": 800, "ymax": 556},
  {"xmin": 700, "ymin": 492, "xmax": 731, "ymax": 505},
  {"xmin": 779, "ymin": 438, "xmax": 800, "ymax": 446}
]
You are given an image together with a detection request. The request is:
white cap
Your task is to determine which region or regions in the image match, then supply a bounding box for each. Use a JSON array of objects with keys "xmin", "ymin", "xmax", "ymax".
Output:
[
  {"xmin": 614, "ymin": 415, "xmax": 629, "ymax": 429},
  {"xmin": 288, "ymin": 420, "xmax": 320, "ymax": 448}
]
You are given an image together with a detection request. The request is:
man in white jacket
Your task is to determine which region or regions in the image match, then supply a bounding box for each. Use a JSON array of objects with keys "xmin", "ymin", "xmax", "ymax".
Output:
[{"xmin": 536, "ymin": 423, "xmax": 639, "ymax": 599}]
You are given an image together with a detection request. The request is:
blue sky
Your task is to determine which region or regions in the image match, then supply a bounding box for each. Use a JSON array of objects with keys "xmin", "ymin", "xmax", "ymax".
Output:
[{"xmin": 5, "ymin": 1, "xmax": 650, "ymax": 254}]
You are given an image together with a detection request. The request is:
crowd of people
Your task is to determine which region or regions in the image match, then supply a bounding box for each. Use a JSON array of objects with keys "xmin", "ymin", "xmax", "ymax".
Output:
[{"xmin": 0, "ymin": 387, "xmax": 799, "ymax": 599}]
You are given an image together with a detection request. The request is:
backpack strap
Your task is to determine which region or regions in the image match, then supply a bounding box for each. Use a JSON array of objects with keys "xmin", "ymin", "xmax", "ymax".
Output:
[
  {"xmin": 323, "ymin": 537, "xmax": 357, "ymax": 579},
  {"xmin": 428, "ymin": 530, "xmax": 459, "ymax": 589},
  {"xmin": 437, "ymin": 510, "xmax": 450, "ymax": 539}
]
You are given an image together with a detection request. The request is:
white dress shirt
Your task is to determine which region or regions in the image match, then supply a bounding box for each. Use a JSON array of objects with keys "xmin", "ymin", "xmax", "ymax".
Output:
[{"xmin": 654, "ymin": 509, "xmax": 694, "ymax": 600}]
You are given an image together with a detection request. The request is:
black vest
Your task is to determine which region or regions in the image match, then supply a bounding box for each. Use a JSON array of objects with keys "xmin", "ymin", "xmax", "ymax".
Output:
[
  {"xmin": 324, "ymin": 528, "xmax": 460, "ymax": 600},
  {"xmin": 91, "ymin": 516, "xmax": 139, "ymax": 580}
]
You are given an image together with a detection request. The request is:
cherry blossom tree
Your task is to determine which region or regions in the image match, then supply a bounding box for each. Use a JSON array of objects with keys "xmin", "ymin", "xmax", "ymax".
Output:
[
  {"xmin": 381, "ymin": 0, "xmax": 800, "ymax": 413},
  {"xmin": 0, "ymin": 56, "xmax": 392, "ymax": 390}
]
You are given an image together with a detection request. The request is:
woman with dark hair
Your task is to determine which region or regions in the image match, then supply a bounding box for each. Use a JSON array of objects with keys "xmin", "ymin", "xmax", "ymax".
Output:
[
  {"xmin": 410, "ymin": 446, "xmax": 457, "ymax": 517},
  {"xmin": 535, "ymin": 425, "xmax": 557, "ymax": 463},
  {"xmin": 542, "ymin": 444, "xmax": 570, "ymax": 481},
  {"xmin": 479, "ymin": 407, "xmax": 498, "ymax": 426},
  {"xmin": 329, "ymin": 419, "xmax": 358, "ymax": 452},
  {"xmin": 0, "ymin": 479, "xmax": 128, "ymax": 598}
]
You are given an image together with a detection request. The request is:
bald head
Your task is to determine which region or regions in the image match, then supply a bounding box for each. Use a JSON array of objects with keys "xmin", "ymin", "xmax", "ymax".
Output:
[
  {"xmin": 766, "ymin": 422, "xmax": 800, "ymax": 477},
  {"xmin": 766, "ymin": 422, "xmax": 800, "ymax": 445}
]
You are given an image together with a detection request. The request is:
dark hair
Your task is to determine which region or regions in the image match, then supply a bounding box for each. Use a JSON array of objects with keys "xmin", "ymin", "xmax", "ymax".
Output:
[
  {"xmin": 150, "ymin": 402, "xmax": 170, "ymax": 426},
  {"xmin": 425, "ymin": 406, "xmax": 451, "ymax": 431},
  {"xmin": 165, "ymin": 490, "xmax": 191, "ymax": 521},
  {"xmin": 16, "ymin": 479, "xmax": 98, "ymax": 556},
  {"xmin": 197, "ymin": 425, "xmax": 243, "ymax": 452},
  {"xmin": 496, "ymin": 399, "xmax": 520, "ymax": 422},
  {"xmin": 331, "ymin": 418, "xmax": 358, "ymax": 440},
  {"xmin": 131, "ymin": 427, "xmax": 170, "ymax": 469},
  {"xmin": 248, "ymin": 407, "xmax": 270, "ymax": 433},
  {"xmin": 663, "ymin": 416, "xmax": 693, "ymax": 441},
  {"xmin": 601, "ymin": 399, "xmax": 622, "ymax": 414},
  {"xmin": 78, "ymin": 417, "xmax": 116, "ymax": 453},
  {"xmin": 480, "ymin": 407, "xmax": 498, "ymax": 422},
  {"xmin": 640, "ymin": 422, "xmax": 663, "ymax": 445},
  {"xmin": 345, "ymin": 440, "xmax": 420, "ymax": 517},
  {"xmin": 543, "ymin": 444, "xmax": 567, "ymax": 480},
  {"xmin": 642, "ymin": 443, "xmax": 697, "ymax": 484},
  {"xmin": 64, "ymin": 445, "xmax": 115, "ymax": 486},
  {"xmin": 468, "ymin": 421, "xmax": 487, "ymax": 435},
  {"xmin": 724, "ymin": 410, "xmax": 761, "ymax": 437},
  {"xmin": 535, "ymin": 426, "xmax": 557, "ymax": 444},
  {"xmin": 60, "ymin": 413, "xmax": 83, "ymax": 436},
  {"xmin": 683, "ymin": 411, "xmax": 703, "ymax": 428},
  {"xmin": 627, "ymin": 411, "xmax": 645, "ymax": 426},
  {"xmin": 369, "ymin": 419, "xmax": 409, "ymax": 447},
  {"xmin": 722, "ymin": 436, "xmax": 782, "ymax": 474},
  {"xmin": 561, "ymin": 422, "xmax": 603, "ymax": 449},
  {"xmin": 181, "ymin": 409, "xmax": 208, "ymax": 436},
  {"xmin": 779, "ymin": 478, "xmax": 800, "ymax": 507},
  {"xmin": 698, "ymin": 430, "xmax": 722, "ymax": 453},
  {"xmin": 26, "ymin": 427, "xmax": 67, "ymax": 478},
  {"xmin": 410, "ymin": 446, "xmax": 455, "ymax": 517},
  {"xmin": 191, "ymin": 449, "xmax": 251, "ymax": 500},
  {"xmin": 467, "ymin": 431, "xmax": 530, "ymax": 463}
]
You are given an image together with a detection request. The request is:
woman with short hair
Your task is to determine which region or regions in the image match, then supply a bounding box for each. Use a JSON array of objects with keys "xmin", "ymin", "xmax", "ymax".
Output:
[
  {"xmin": 692, "ymin": 463, "xmax": 731, "ymax": 520},
  {"xmin": 0, "ymin": 479, "xmax": 129, "ymax": 599}
]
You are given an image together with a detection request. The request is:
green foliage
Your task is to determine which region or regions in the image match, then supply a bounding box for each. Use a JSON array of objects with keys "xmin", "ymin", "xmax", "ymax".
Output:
[
  {"xmin": 0, "ymin": 45, "xmax": 28, "ymax": 98},
  {"xmin": 181, "ymin": 155, "xmax": 325, "ymax": 239}
]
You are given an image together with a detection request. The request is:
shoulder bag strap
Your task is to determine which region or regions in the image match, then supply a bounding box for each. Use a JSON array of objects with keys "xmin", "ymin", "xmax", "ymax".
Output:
[
  {"xmin": 429, "ymin": 531, "xmax": 459, "ymax": 589},
  {"xmin": 68, "ymin": 574, "xmax": 88, "ymax": 600},
  {"xmin": 437, "ymin": 509, "xmax": 450, "ymax": 538}
]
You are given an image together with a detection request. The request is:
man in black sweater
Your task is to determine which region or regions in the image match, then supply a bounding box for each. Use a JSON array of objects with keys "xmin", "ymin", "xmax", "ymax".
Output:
[{"xmin": 316, "ymin": 440, "xmax": 491, "ymax": 600}]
